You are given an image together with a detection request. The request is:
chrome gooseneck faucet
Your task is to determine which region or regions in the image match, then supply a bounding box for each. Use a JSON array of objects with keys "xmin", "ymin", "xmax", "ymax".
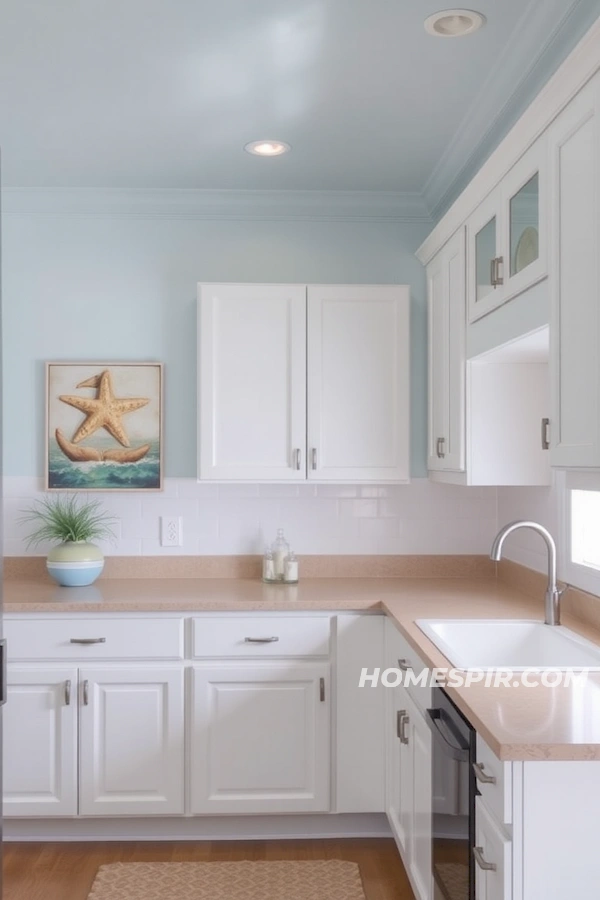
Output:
[{"xmin": 490, "ymin": 520, "xmax": 562, "ymax": 626}]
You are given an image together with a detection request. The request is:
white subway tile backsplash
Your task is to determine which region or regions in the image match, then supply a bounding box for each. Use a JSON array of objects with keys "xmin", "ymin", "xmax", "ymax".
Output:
[{"xmin": 2, "ymin": 476, "xmax": 499, "ymax": 557}]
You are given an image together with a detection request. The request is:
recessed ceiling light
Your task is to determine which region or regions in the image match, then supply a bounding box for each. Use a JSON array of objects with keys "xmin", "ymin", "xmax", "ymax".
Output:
[
  {"xmin": 424, "ymin": 9, "xmax": 486, "ymax": 37},
  {"xmin": 244, "ymin": 140, "xmax": 291, "ymax": 157}
]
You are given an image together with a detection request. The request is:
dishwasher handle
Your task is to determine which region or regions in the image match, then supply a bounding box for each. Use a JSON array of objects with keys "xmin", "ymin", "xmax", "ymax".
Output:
[{"xmin": 426, "ymin": 708, "xmax": 470, "ymax": 762}]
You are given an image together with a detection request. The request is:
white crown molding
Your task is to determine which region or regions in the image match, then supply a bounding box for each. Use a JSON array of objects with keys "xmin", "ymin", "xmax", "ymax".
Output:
[
  {"xmin": 423, "ymin": 0, "xmax": 599, "ymax": 221},
  {"xmin": 417, "ymin": 9, "xmax": 600, "ymax": 264},
  {"xmin": 1, "ymin": 187, "xmax": 432, "ymax": 224}
]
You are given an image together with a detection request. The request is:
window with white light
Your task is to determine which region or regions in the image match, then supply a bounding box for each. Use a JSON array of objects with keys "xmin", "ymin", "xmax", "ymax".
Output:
[
  {"xmin": 566, "ymin": 474, "xmax": 600, "ymax": 595},
  {"xmin": 571, "ymin": 490, "xmax": 600, "ymax": 570}
]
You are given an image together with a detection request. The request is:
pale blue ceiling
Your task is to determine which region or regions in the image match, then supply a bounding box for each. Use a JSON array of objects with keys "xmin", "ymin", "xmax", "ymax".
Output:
[{"xmin": 1, "ymin": 0, "xmax": 599, "ymax": 214}]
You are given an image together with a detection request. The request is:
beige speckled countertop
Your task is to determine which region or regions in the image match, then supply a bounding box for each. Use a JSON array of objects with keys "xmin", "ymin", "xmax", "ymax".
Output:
[{"xmin": 6, "ymin": 574, "xmax": 600, "ymax": 762}]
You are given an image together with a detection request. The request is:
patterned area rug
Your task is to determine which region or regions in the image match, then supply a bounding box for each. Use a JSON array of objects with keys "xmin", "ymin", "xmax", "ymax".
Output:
[
  {"xmin": 87, "ymin": 860, "xmax": 367, "ymax": 900},
  {"xmin": 434, "ymin": 862, "xmax": 469, "ymax": 900}
]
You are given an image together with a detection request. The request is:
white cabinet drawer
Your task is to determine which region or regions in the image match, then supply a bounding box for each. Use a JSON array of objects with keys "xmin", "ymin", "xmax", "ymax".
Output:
[
  {"xmin": 475, "ymin": 734, "xmax": 512, "ymax": 826},
  {"xmin": 385, "ymin": 619, "xmax": 432, "ymax": 712},
  {"xmin": 192, "ymin": 616, "xmax": 330, "ymax": 658},
  {"xmin": 4, "ymin": 617, "xmax": 185, "ymax": 661}
]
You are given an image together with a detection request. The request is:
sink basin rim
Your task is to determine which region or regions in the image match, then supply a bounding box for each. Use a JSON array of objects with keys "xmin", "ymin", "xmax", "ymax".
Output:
[{"xmin": 415, "ymin": 618, "xmax": 600, "ymax": 672}]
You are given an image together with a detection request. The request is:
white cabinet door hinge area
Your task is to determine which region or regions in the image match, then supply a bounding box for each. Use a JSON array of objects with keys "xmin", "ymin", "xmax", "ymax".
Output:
[
  {"xmin": 79, "ymin": 667, "xmax": 185, "ymax": 816},
  {"xmin": 3, "ymin": 667, "xmax": 78, "ymax": 817},
  {"xmin": 198, "ymin": 283, "xmax": 307, "ymax": 481},
  {"xmin": 307, "ymin": 285, "xmax": 410, "ymax": 482},
  {"xmin": 190, "ymin": 663, "xmax": 330, "ymax": 814}
]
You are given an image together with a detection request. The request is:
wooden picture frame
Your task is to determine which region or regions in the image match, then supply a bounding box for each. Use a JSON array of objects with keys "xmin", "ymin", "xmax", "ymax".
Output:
[{"xmin": 46, "ymin": 362, "xmax": 163, "ymax": 491}]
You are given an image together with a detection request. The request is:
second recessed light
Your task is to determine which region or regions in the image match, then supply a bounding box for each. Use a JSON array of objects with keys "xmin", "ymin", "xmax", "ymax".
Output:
[
  {"xmin": 424, "ymin": 9, "xmax": 486, "ymax": 37},
  {"xmin": 244, "ymin": 140, "xmax": 291, "ymax": 157}
]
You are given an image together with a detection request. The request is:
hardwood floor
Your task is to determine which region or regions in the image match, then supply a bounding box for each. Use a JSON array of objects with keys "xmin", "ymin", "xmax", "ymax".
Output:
[{"xmin": 3, "ymin": 839, "xmax": 414, "ymax": 900}]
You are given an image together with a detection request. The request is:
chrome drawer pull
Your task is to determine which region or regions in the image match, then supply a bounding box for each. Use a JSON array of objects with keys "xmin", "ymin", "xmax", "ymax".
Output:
[
  {"xmin": 70, "ymin": 638, "xmax": 106, "ymax": 645},
  {"xmin": 64, "ymin": 680, "xmax": 71, "ymax": 706},
  {"xmin": 473, "ymin": 846, "xmax": 497, "ymax": 872},
  {"xmin": 294, "ymin": 448, "xmax": 302, "ymax": 470},
  {"xmin": 397, "ymin": 709, "xmax": 407, "ymax": 740},
  {"xmin": 473, "ymin": 762, "xmax": 497, "ymax": 785},
  {"xmin": 400, "ymin": 714, "xmax": 410, "ymax": 746},
  {"xmin": 244, "ymin": 636, "xmax": 279, "ymax": 643},
  {"xmin": 83, "ymin": 680, "xmax": 89, "ymax": 706},
  {"xmin": 398, "ymin": 658, "xmax": 411, "ymax": 672}
]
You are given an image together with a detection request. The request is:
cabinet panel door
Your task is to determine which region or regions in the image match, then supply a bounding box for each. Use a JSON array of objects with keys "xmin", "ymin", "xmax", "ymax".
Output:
[
  {"xmin": 428, "ymin": 230, "xmax": 466, "ymax": 473},
  {"xmin": 474, "ymin": 797, "xmax": 512, "ymax": 900},
  {"xmin": 3, "ymin": 667, "xmax": 77, "ymax": 817},
  {"xmin": 410, "ymin": 704, "xmax": 433, "ymax": 900},
  {"xmin": 307, "ymin": 285, "xmax": 410, "ymax": 482},
  {"xmin": 79, "ymin": 667, "xmax": 184, "ymax": 816},
  {"xmin": 548, "ymin": 75, "xmax": 600, "ymax": 467},
  {"xmin": 467, "ymin": 191, "xmax": 500, "ymax": 322},
  {"xmin": 191, "ymin": 663, "xmax": 330, "ymax": 814},
  {"xmin": 198, "ymin": 283, "xmax": 307, "ymax": 480}
]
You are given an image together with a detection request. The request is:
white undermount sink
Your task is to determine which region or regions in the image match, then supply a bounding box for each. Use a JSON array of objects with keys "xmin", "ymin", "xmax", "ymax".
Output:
[{"xmin": 416, "ymin": 619, "xmax": 600, "ymax": 671}]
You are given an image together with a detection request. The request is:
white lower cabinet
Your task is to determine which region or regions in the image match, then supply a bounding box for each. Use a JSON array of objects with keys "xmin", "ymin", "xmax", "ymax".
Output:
[
  {"xmin": 474, "ymin": 797, "xmax": 512, "ymax": 900},
  {"xmin": 385, "ymin": 620, "xmax": 432, "ymax": 900},
  {"xmin": 4, "ymin": 666, "xmax": 78, "ymax": 817},
  {"xmin": 190, "ymin": 663, "xmax": 330, "ymax": 814},
  {"xmin": 79, "ymin": 667, "xmax": 185, "ymax": 816}
]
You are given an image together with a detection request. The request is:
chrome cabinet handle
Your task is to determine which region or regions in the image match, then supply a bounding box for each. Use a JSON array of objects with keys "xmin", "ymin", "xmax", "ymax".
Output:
[
  {"xmin": 320, "ymin": 677, "xmax": 325, "ymax": 702},
  {"xmin": 70, "ymin": 638, "xmax": 106, "ymax": 645},
  {"xmin": 495, "ymin": 256, "xmax": 504, "ymax": 286},
  {"xmin": 490, "ymin": 258, "xmax": 496, "ymax": 287},
  {"xmin": 83, "ymin": 680, "xmax": 89, "ymax": 706},
  {"xmin": 311, "ymin": 448, "xmax": 317, "ymax": 470},
  {"xmin": 244, "ymin": 636, "xmax": 279, "ymax": 643},
  {"xmin": 473, "ymin": 846, "xmax": 497, "ymax": 872},
  {"xmin": 473, "ymin": 762, "xmax": 497, "ymax": 785},
  {"xmin": 400, "ymin": 714, "xmax": 410, "ymax": 745},
  {"xmin": 398, "ymin": 658, "xmax": 411, "ymax": 672},
  {"xmin": 396, "ymin": 709, "xmax": 407, "ymax": 740},
  {"xmin": 541, "ymin": 417, "xmax": 550, "ymax": 451},
  {"xmin": 64, "ymin": 679, "xmax": 71, "ymax": 706},
  {"xmin": 436, "ymin": 437, "xmax": 446, "ymax": 459},
  {"xmin": 294, "ymin": 448, "xmax": 302, "ymax": 470}
]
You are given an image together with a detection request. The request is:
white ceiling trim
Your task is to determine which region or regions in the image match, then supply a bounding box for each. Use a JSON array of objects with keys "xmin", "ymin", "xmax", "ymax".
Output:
[
  {"xmin": 2, "ymin": 188, "xmax": 432, "ymax": 223},
  {"xmin": 423, "ymin": 0, "xmax": 593, "ymax": 219},
  {"xmin": 416, "ymin": 11, "xmax": 600, "ymax": 264}
]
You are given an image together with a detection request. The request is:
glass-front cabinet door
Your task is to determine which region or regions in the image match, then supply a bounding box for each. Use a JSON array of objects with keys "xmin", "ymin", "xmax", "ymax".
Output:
[
  {"xmin": 468, "ymin": 137, "xmax": 547, "ymax": 322},
  {"xmin": 467, "ymin": 190, "xmax": 501, "ymax": 321}
]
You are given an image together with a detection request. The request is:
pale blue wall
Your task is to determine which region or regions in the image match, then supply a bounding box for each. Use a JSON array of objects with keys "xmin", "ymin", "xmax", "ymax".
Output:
[{"xmin": 2, "ymin": 212, "xmax": 430, "ymax": 478}]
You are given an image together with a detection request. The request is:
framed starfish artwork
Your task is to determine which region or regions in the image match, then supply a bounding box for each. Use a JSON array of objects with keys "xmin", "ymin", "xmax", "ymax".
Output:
[{"xmin": 46, "ymin": 362, "xmax": 163, "ymax": 491}]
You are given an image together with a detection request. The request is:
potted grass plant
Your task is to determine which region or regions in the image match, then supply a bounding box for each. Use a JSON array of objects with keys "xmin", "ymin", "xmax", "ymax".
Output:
[{"xmin": 19, "ymin": 494, "xmax": 117, "ymax": 586}]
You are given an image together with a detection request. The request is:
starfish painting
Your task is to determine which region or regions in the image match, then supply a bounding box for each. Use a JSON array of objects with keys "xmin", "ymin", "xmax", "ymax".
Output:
[{"xmin": 59, "ymin": 369, "xmax": 149, "ymax": 447}]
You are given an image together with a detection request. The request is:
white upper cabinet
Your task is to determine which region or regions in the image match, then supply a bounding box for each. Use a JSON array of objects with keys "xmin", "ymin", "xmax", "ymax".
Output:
[
  {"xmin": 548, "ymin": 72, "xmax": 600, "ymax": 468},
  {"xmin": 307, "ymin": 285, "xmax": 410, "ymax": 482},
  {"xmin": 198, "ymin": 282, "xmax": 410, "ymax": 483},
  {"xmin": 467, "ymin": 139, "xmax": 547, "ymax": 323},
  {"xmin": 427, "ymin": 229, "xmax": 466, "ymax": 474},
  {"xmin": 198, "ymin": 283, "xmax": 307, "ymax": 481}
]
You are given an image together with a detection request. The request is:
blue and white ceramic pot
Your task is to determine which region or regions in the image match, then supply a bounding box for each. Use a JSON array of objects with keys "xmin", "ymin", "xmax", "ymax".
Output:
[{"xmin": 46, "ymin": 541, "xmax": 104, "ymax": 587}]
